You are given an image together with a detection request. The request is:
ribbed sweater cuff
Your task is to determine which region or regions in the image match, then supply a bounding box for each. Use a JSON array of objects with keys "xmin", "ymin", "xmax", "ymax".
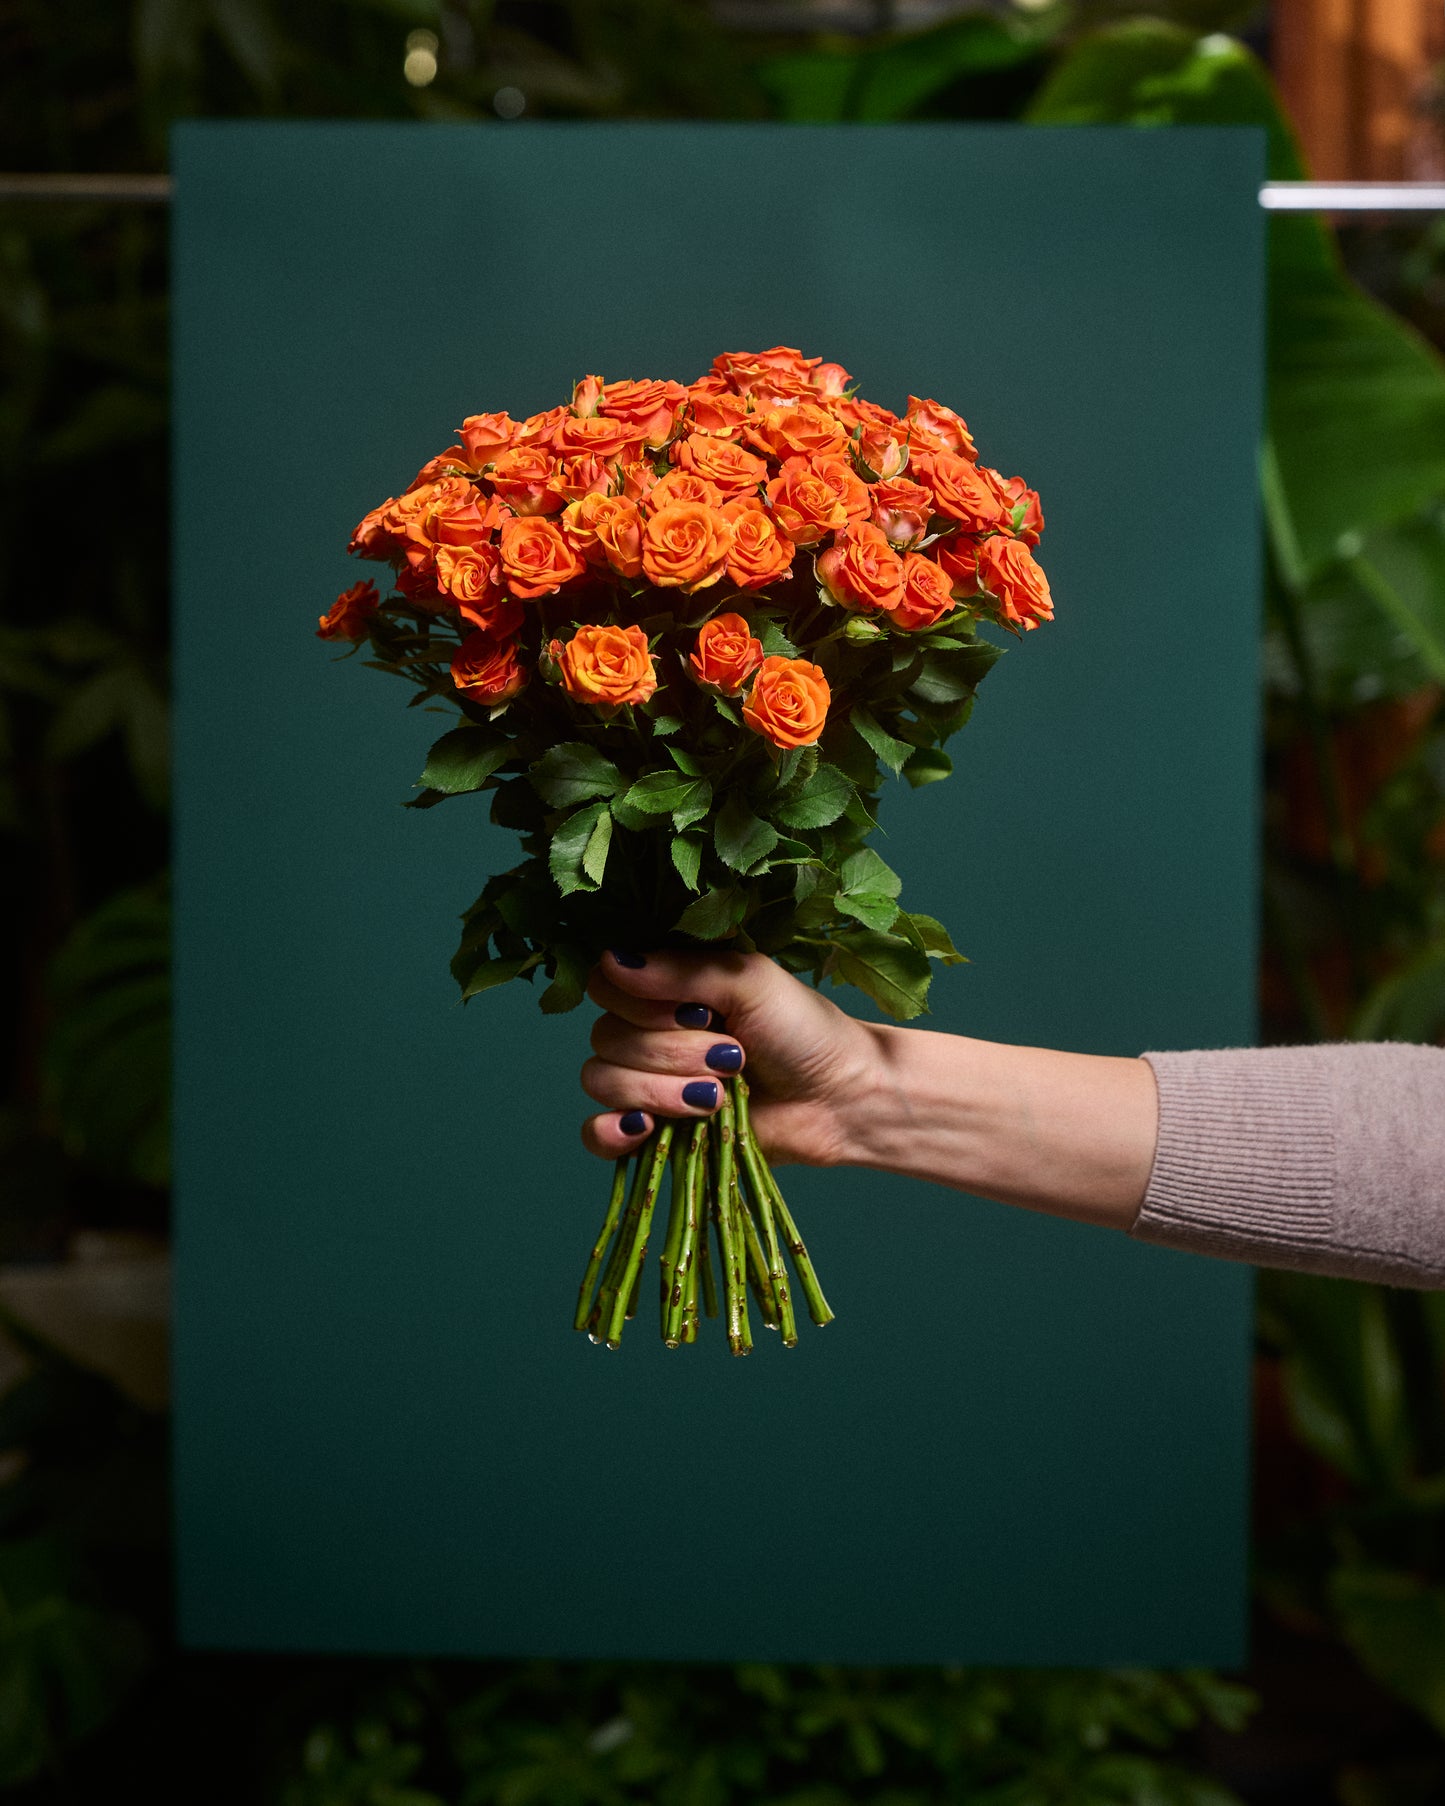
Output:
[{"xmin": 1132, "ymin": 1048, "xmax": 1335, "ymax": 1265}]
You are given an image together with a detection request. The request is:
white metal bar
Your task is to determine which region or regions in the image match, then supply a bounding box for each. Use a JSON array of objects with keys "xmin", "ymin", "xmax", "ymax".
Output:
[{"xmin": 1260, "ymin": 180, "xmax": 1445, "ymax": 211}]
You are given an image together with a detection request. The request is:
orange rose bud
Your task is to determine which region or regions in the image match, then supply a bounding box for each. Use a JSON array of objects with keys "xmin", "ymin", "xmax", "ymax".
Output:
[
  {"xmin": 513, "ymin": 406, "xmax": 569, "ymax": 446},
  {"xmin": 451, "ymin": 630, "xmax": 527, "ymax": 705},
  {"xmin": 673, "ymin": 432, "xmax": 768, "ymax": 497},
  {"xmin": 765, "ymin": 454, "xmax": 869, "ymax": 545},
  {"xmin": 904, "ymin": 396, "xmax": 977, "ymax": 459},
  {"xmin": 571, "ymin": 373, "xmax": 604, "ymax": 417},
  {"xmin": 641, "ymin": 502, "xmax": 733, "ymax": 592},
  {"xmin": 690, "ymin": 612, "xmax": 765, "ymax": 696},
  {"xmin": 402, "ymin": 476, "xmax": 491, "ymax": 570},
  {"xmin": 892, "ymin": 554, "xmax": 957, "ymax": 632},
  {"xmin": 810, "ymin": 361, "xmax": 851, "ymax": 399},
  {"xmin": 565, "ymin": 494, "xmax": 644, "ymax": 577},
  {"xmin": 686, "ymin": 385, "xmax": 750, "ymax": 438},
  {"xmin": 721, "ymin": 499, "xmax": 795, "ymax": 589},
  {"xmin": 498, "ymin": 515, "xmax": 585, "ymax": 600},
  {"xmin": 458, "ymin": 411, "xmax": 517, "ymax": 465},
  {"xmin": 408, "ymin": 446, "xmax": 471, "ymax": 489},
  {"xmin": 488, "ymin": 446, "xmax": 566, "ymax": 517},
  {"xmin": 742, "ymin": 655, "xmax": 831, "ymax": 750},
  {"xmin": 975, "ymin": 536, "xmax": 1054, "ymax": 632},
  {"xmin": 911, "ymin": 450, "xmax": 1006, "ymax": 533},
  {"xmin": 599, "ymin": 377, "xmax": 688, "ymax": 449},
  {"xmin": 869, "ymin": 477, "xmax": 935, "ymax": 547},
  {"xmin": 745, "ymin": 401, "xmax": 848, "ymax": 463},
  {"xmin": 555, "ymin": 453, "xmax": 618, "ymax": 505},
  {"xmin": 554, "ymin": 623, "xmax": 657, "ymax": 708},
  {"xmin": 853, "ymin": 420, "xmax": 909, "ymax": 481},
  {"xmin": 317, "ymin": 578, "xmax": 380, "ymax": 641},
  {"xmin": 619, "ymin": 458, "xmax": 660, "ymax": 506},
  {"xmin": 816, "ymin": 522, "xmax": 906, "ymax": 614}
]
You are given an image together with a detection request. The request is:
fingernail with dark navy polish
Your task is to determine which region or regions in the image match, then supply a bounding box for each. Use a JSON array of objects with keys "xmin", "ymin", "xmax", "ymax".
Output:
[
  {"xmin": 610, "ymin": 950, "xmax": 646, "ymax": 969},
  {"xmin": 681, "ymin": 1080, "xmax": 719, "ymax": 1111},
  {"xmin": 705, "ymin": 1043, "xmax": 743, "ymax": 1074},
  {"xmin": 619, "ymin": 1111, "xmax": 648, "ymax": 1136},
  {"xmin": 675, "ymin": 1002, "xmax": 711, "ymax": 1029}
]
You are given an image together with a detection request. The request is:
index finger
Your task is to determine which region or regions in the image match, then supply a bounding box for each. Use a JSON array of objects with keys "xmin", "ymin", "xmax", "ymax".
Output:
[{"xmin": 586, "ymin": 964, "xmax": 724, "ymax": 1033}]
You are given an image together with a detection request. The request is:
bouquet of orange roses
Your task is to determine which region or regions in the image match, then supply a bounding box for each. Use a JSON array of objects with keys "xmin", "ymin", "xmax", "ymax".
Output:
[{"xmin": 322, "ymin": 346, "xmax": 1051, "ymax": 1355}]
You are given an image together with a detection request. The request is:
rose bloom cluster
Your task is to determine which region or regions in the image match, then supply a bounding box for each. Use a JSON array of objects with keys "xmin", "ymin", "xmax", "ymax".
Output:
[{"xmin": 321, "ymin": 348, "xmax": 1050, "ymax": 751}]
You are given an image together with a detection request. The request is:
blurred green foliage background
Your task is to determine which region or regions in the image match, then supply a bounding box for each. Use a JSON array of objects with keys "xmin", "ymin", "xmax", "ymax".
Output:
[{"xmin": 4, "ymin": 1, "xmax": 1445, "ymax": 1800}]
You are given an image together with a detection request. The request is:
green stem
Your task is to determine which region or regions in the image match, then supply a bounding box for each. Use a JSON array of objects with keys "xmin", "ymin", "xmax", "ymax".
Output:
[
  {"xmin": 773, "ymin": 1185, "xmax": 834, "ymax": 1329},
  {"xmin": 658, "ymin": 1134, "xmax": 690, "ymax": 1332},
  {"xmin": 728, "ymin": 1168, "xmax": 754, "ymax": 1355},
  {"xmin": 735, "ymin": 1166, "xmax": 780, "ymax": 1332},
  {"xmin": 733, "ymin": 1077, "xmax": 796, "ymax": 1345},
  {"xmin": 574, "ymin": 1156, "xmax": 630, "ymax": 1332},
  {"xmin": 712, "ymin": 1089, "xmax": 748, "ymax": 1355},
  {"xmin": 588, "ymin": 1147, "xmax": 651, "ymax": 1341},
  {"xmin": 603, "ymin": 1121, "xmax": 673, "ymax": 1349},
  {"xmin": 666, "ymin": 1120, "xmax": 704, "ymax": 1347}
]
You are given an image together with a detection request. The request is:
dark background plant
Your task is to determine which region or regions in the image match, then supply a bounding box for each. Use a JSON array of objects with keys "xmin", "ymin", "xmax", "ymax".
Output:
[{"xmin": 4, "ymin": 1, "xmax": 1445, "ymax": 1800}]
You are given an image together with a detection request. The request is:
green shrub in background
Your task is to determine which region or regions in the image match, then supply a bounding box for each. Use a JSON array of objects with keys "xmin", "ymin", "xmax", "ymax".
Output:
[{"xmin": 5, "ymin": 2, "xmax": 1445, "ymax": 1800}]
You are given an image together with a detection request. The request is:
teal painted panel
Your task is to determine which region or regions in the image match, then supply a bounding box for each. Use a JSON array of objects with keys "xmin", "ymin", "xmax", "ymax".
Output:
[{"xmin": 173, "ymin": 122, "xmax": 1264, "ymax": 1663}]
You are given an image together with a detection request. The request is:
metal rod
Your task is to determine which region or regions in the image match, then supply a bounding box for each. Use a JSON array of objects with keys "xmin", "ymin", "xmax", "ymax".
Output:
[
  {"xmin": 1260, "ymin": 180, "xmax": 1445, "ymax": 212},
  {"xmin": 1, "ymin": 172, "xmax": 1442, "ymax": 215}
]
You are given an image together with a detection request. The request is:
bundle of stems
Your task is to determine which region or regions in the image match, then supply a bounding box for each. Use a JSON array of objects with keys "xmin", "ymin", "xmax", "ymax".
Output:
[{"xmin": 574, "ymin": 1075, "xmax": 833, "ymax": 1353}]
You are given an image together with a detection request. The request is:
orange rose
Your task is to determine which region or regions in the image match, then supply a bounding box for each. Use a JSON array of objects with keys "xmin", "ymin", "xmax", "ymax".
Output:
[
  {"xmin": 810, "ymin": 361, "xmax": 850, "ymax": 399},
  {"xmin": 934, "ymin": 533, "xmax": 987, "ymax": 596},
  {"xmin": 513, "ymin": 406, "xmax": 569, "ymax": 446},
  {"xmin": 564, "ymin": 494, "xmax": 644, "ymax": 577},
  {"xmin": 975, "ymin": 536, "xmax": 1054, "ymax": 632},
  {"xmin": 498, "ymin": 515, "xmax": 585, "ymax": 599},
  {"xmin": 395, "ymin": 562, "xmax": 447, "ymax": 609},
  {"xmin": 556, "ymin": 454, "xmax": 618, "ymax": 505},
  {"xmin": 619, "ymin": 459, "xmax": 660, "ymax": 505},
  {"xmin": 488, "ymin": 446, "xmax": 566, "ymax": 517},
  {"xmin": 745, "ymin": 401, "xmax": 848, "ymax": 463},
  {"xmin": 712, "ymin": 346, "xmax": 819, "ymax": 400},
  {"xmin": 553, "ymin": 623, "xmax": 657, "ymax": 708},
  {"xmin": 402, "ymin": 476, "xmax": 491, "ymax": 569},
  {"xmin": 690, "ymin": 612, "xmax": 764, "ymax": 695},
  {"xmin": 869, "ymin": 477, "xmax": 935, "ymax": 547},
  {"xmin": 742, "ymin": 655, "xmax": 831, "ymax": 750},
  {"xmin": 317, "ymin": 579, "xmax": 379, "ymax": 641},
  {"xmin": 572, "ymin": 374, "xmax": 604, "ymax": 417},
  {"xmin": 686, "ymin": 385, "xmax": 750, "ymax": 438},
  {"xmin": 911, "ymin": 451, "xmax": 1006, "ymax": 533},
  {"xmin": 853, "ymin": 419, "xmax": 909, "ymax": 481},
  {"xmin": 551, "ymin": 412, "xmax": 640, "ymax": 462},
  {"xmin": 434, "ymin": 544, "xmax": 525, "ymax": 636},
  {"xmin": 459, "ymin": 411, "xmax": 517, "ymax": 465},
  {"xmin": 451, "ymin": 630, "xmax": 527, "ymax": 705},
  {"xmin": 641, "ymin": 502, "xmax": 733, "ymax": 592},
  {"xmin": 673, "ymin": 432, "xmax": 768, "ymax": 497},
  {"xmin": 816, "ymin": 522, "xmax": 906, "ymax": 614},
  {"xmin": 892, "ymin": 554, "xmax": 957, "ymax": 632},
  {"xmin": 646, "ymin": 469, "xmax": 724, "ymax": 514},
  {"xmin": 996, "ymin": 473, "xmax": 1044, "ymax": 545},
  {"xmin": 904, "ymin": 396, "xmax": 977, "ymax": 459},
  {"xmin": 349, "ymin": 500, "xmax": 399, "ymax": 560},
  {"xmin": 407, "ymin": 446, "xmax": 471, "ymax": 489},
  {"xmin": 721, "ymin": 499, "xmax": 795, "ymax": 589},
  {"xmin": 599, "ymin": 377, "xmax": 689, "ymax": 449},
  {"xmin": 766, "ymin": 454, "xmax": 869, "ymax": 546}
]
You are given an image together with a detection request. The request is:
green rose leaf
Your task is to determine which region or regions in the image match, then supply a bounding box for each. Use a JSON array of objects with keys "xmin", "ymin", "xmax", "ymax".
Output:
[
  {"xmin": 715, "ymin": 793, "xmax": 780, "ymax": 873},
  {"xmin": 850, "ymin": 705, "xmax": 913, "ymax": 776},
  {"xmin": 909, "ymin": 641, "xmax": 1005, "ymax": 705},
  {"xmin": 835, "ymin": 891, "xmax": 900, "ymax": 933},
  {"xmin": 840, "ymin": 848, "xmax": 903, "ymax": 899},
  {"xmin": 758, "ymin": 618, "xmax": 800, "ymax": 658},
  {"xmin": 899, "ymin": 911, "xmax": 968, "ymax": 965},
  {"xmin": 650, "ymin": 713, "xmax": 683, "ymax": 737},
  {"xmin": 671, "ymin": 833, "xmax": 705, "ymax": 892},
  {"xmin": 831, "ymin": 929, "xmax": 933, "ymax": 1021},
  {"xmin": 540, "ymin": 944, "xmax": 590, "ymax": 1015},
  {"xmin": 623, "ymin": 770, "xmax": 711, "ymax": 816},
  {"xmin": 582, "ymin": 807, "xmax": 613, "ymax": 887},
  {"xmin": 667, "ymin": 745, "xmax": 705, "ymax": 776},
  {"xmin": 461, "ymin": 952, "xmax": 543, "ymax": 1001},
  {"xmin": 774, "ymin": 762, "xmax": 851, "ymax": 830},
  {"xmin": 419, "ymin": 725, "xmax": 511, "ymax": 796},
  {"xmin": 675, "ymin": 885, "xmax": 748, "ymax": 940},
  {"xmin": 550, "ymin": 801, "xmax": 608, "ymax": 897},
  {"xmin": 530, "ymin": 741, "xmax": 627, "ymax": 808},
  {"xmin": 903, "ymin": 747, "xmax": 953, "ymax": 787}
]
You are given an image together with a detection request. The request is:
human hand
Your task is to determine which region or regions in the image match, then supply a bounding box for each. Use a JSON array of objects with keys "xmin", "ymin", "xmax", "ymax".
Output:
[{"xmin": 580, "ymin": 948, "xmax": 883, "ymax": 1168}]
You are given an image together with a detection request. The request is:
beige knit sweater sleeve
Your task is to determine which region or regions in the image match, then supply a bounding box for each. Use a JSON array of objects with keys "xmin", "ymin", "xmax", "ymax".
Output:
[{"xmin": 1131, "ymin": 1044, "xmax": 1445, "ymax": 1288}]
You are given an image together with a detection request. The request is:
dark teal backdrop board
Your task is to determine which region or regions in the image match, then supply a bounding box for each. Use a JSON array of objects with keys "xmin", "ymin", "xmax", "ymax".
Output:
[{"xmin": 173, "ymin": 122, "xmax": 1264, "ymax": 1664}]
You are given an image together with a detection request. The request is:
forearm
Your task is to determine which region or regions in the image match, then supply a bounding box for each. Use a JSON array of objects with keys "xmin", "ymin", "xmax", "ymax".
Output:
[{"xmin": 847, "ymin": 1026, "xmax": 1158, "ymax": 1231}]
